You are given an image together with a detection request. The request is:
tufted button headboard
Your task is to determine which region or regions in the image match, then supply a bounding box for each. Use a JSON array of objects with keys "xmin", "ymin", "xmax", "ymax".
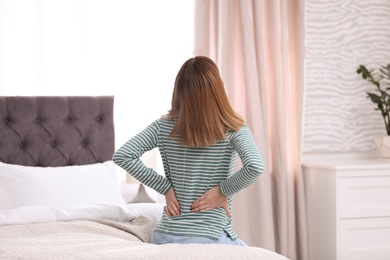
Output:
[{"xmin": 0, "ymin": 96, "xmax": 115, "ymax": 167}]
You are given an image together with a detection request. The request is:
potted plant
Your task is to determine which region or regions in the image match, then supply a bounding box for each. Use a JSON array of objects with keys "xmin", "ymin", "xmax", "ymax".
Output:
[{"xmin": 357, "ymin": 62, "xmax": 390, "ymax": 158}]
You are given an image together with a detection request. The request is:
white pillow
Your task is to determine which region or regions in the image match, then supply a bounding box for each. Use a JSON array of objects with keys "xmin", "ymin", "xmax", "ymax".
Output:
[
  {"xmin": 0, "ymin": 161, "xmax": 126, "ymax": 211},
  {"xmin": 125, "ymin": 203, "xmax": 164, "ymax": 224}
]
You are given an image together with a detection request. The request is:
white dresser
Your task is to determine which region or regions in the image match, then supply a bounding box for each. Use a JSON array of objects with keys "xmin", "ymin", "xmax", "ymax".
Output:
[{"xmin": 302, "ymin": 159, "xmax": 390, "ymax": 260}]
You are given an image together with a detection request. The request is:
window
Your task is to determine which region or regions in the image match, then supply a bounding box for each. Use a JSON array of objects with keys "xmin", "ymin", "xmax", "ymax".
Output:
[{"xmin": 0, "ymin": 0, "xmax": 195, "ymax": 179}]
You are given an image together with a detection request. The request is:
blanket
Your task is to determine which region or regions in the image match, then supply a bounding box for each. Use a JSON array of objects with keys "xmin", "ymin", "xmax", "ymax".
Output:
[{"xmin": 0, "ymin": 216, "xmax": 289, "ymax": 260}]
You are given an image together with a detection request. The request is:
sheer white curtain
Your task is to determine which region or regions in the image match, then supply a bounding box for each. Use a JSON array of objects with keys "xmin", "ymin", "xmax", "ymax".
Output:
[
  {"xmin": 0, "ymin": 0, "xmax": 194, "ymax": 173},
  {"xmin": 194, "ymin": 1, "xmax": 308, "ymax": 260}
]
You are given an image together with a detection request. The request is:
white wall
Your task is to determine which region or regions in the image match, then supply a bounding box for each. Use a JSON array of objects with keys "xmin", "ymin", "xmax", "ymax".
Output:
[{"xmin": 303, "ymin": 0, "xmax": 390, "ymax": 160}]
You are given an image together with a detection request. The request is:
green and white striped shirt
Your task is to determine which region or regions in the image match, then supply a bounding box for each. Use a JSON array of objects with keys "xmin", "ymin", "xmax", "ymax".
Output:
[{"xmin": 112, "ymin": 118, "xmax": 264, "ymax": 240}]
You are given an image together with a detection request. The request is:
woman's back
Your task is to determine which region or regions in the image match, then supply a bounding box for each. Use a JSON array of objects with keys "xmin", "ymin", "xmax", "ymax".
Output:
[
  {"xmin": 113, "ymin": 117, "xmax": 264, "ymax": 240},
  {"xmin": 156, "ymin": 118, "xmax": 236, "ymax": 239}
]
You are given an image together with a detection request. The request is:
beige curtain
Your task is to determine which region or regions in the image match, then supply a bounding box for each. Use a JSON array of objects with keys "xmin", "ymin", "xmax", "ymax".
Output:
[{"xmin": 193, "ymin": 1, "xmax": 308, "ymax": 260}]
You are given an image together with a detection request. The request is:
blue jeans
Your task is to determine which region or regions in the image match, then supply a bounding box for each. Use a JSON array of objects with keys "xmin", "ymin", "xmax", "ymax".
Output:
[{"xmin": 151, "ymin": 230, "xmax": 247, "ymax": 246}]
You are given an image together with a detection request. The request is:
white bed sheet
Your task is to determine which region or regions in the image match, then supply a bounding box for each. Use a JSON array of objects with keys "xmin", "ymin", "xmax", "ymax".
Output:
[
  {"xmin": 0, "ymin": 204, "xmax": 135, "ymax": 226},
  {"xmin": 0, "ymin": 203, "xmax": 163, "ymax": 227}
]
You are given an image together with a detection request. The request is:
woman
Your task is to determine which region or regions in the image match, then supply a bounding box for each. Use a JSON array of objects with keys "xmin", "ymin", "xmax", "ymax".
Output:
[{"xmin": 113, "ymin": 56, "xmax": 264, "ymax": 246}]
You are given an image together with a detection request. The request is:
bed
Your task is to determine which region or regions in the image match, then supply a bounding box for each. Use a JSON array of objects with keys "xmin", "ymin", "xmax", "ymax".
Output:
[{"xmin": 0, "ymin": 96, "xmax": 288, "ymax": 260}]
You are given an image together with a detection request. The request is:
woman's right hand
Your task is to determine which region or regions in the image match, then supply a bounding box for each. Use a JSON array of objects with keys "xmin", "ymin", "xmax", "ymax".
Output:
[
  {"xmin": 165, "ymin": 187, "xmax": 180, "ymax": 217},
  {"xmin": 190, "ymin": 186, "xmax": 230, "ymax": 218}
]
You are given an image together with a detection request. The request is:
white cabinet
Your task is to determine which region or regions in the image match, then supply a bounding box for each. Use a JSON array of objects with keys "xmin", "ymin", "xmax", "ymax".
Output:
[{"xmin": 302, "ymin": 160, "xmax": 390, "ymax": 260}]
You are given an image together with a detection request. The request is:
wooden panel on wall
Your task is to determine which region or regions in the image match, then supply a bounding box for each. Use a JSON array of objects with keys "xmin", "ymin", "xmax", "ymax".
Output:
[{"xmin": 303, "ymin": 0, "xmax": 390, "ymax": 155}]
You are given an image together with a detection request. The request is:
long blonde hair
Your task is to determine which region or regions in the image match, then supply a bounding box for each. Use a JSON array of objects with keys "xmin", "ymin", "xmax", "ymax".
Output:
[{"xmin": 165, "ymin": 56, "xmax": 244, "ymax": 147}]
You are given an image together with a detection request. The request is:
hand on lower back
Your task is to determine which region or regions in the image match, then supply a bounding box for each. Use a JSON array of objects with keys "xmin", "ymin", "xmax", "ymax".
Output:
[
  {"xmin": 165, "ymin": 187, "xmax": 180, "ymax": 217},
  {"xmin": 190, "ymin": 186, "xmax": 230, "ymax": 218}
]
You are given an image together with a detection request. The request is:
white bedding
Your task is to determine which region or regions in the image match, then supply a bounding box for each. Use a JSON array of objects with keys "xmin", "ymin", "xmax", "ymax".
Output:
[
  {"xmin": 125, "ymin": 202, "xmax": 164, "ymax": 224},
  {"xmin": 0, "ymin": 216, "xmax": 289, "ymax": 260},
  {"xmin": 0, "ymin": 161, "xmax": 289, "ymax": 260},
  {"xmin": 0, "ymin": 202, "xmax": 163, "ymax": 226},
  {"xmin": 0, "ymin": 204, "xmax": 135, "ymax": 226}
]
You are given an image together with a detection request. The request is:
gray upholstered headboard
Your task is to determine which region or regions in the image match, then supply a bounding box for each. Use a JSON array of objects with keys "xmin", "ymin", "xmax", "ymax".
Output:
[{"xmin": 0, "ymin": 96, "xmax": 115, "ymax": 167}]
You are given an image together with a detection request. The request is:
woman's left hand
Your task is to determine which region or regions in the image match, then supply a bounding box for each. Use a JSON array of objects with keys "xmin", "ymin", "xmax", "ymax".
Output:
[
  {"xmin": 165, "ymin": 187, "xmax": 180, "ymax": 217},
  {"xmin": 190, "ymin": 186, "xmax": 230, "ymax": 218}
]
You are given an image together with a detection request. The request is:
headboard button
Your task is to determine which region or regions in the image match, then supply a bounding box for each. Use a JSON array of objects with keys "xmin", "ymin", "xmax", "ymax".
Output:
[
  {"xmin": 19, "ymin": 142, "xmax": 27, "ymax": 149},
  {"xmin": 35, "ymin": 117, "xmax": 41, "ymax": 123},
  {"xmin": 51, "ymin": 141, "xmax": 57, "ymax": 148},
  {"xmin": 81, "ymin": 141, "xmax": 87, "ymax": 147},
  {"xmin": 4, "ymin": 118, "xmax": 11, "ymax": 124},
  {"xmin": 96, "ymin": 116, "xmax": 102, "ymax": 122}
]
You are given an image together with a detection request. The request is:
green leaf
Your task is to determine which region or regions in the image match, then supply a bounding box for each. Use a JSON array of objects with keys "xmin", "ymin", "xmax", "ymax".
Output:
[
  {"xmin": 367, "ymin": 92, "xmax": 382, "ymax": 103},
  {"xmin": 357, "ymin": 65, "xmax": 371, "ymax": 79}
]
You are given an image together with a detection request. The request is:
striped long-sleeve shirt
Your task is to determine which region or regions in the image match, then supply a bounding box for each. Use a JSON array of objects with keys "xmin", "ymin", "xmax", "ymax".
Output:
[{"xmin": 112, "ymin": 118, "xmax": 264, "ymax": 240}]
